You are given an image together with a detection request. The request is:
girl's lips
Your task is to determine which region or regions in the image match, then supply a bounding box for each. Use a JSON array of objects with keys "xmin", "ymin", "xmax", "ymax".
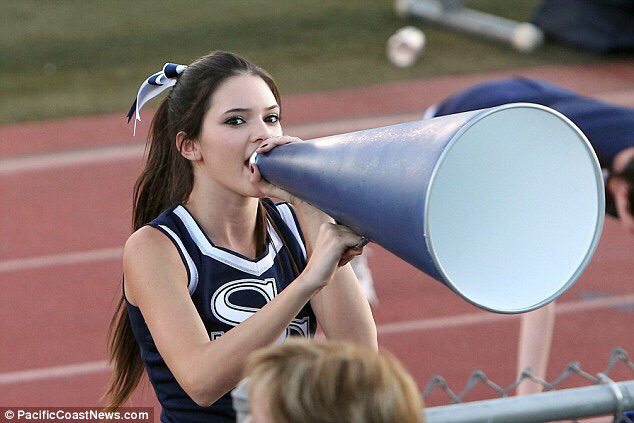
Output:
[{"xmin": 244, "ymin": 152, "xmax": 258, "ymax": 170}]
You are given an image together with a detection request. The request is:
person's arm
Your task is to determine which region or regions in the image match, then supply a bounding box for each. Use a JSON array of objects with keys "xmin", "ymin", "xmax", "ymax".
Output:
[
  {"xmin": 124, "ymin": 224, "xmax": 356, "ymax": 406},
  {"xmin": 250, "ymin": 135, "xmax": 377, "ymax": 350},
  {"xmin": 516, "ymin": 301, "xmax": 556, "ymax": 395},
  {"xmin": 294, "ymin": 202, "xmax": 378, "ymax": 350}
]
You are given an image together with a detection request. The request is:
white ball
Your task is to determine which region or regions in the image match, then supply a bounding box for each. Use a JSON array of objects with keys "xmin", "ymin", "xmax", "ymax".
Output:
[
  {"xmin": 386, "ymin": 26, "xmax": 426, "ymax": 68},
  {"xmin": 511, "ymin": 23, "xmax": 544, "ymax": 53}
]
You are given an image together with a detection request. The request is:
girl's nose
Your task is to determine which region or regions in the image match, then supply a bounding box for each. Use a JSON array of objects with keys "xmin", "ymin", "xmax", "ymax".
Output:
[{"xmin": 251, "ymin": 119, "xmax": 273, "ymax": 143}]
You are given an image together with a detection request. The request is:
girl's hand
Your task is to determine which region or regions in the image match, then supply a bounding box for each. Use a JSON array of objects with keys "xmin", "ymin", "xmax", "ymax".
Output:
[
  {"xmin": 249, "ymin": 136, "xmax": 303, "ymax": 203},
  {"xmin": 249, "ymin": 135, "xmax": 367, "ymax": 289},
  {"xmin": 301, "ymin": 223, "xmax": 366, "ymax": 293}
]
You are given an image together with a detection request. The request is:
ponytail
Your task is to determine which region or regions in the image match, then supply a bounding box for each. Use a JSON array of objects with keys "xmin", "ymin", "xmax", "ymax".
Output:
[
  {"xmin": 104, "ymin": 98, "xmax": 195, "ymax": 410},
  {"xmin": 132, "ymin": 99, "xmax": 194, "ymax": 232},
  {"xmin": 103, "ymin": 296, "xmax": 144, "ymax": 411}
]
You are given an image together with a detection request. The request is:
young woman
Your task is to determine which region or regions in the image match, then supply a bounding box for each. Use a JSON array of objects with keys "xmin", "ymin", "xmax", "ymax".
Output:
[
  {"xmin": 244, "ymin": 339, "xmax": 423, "ymax": 423},
  {"xmin": 105, "ymin": 51, "xmax": 377, "ymax": 422}
]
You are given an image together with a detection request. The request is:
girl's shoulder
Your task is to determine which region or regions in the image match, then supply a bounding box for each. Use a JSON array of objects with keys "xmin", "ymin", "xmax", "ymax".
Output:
[
  {"xmin": 123, "ymin": 224, "xmax": 186, "ymax": 306},
  {"xmin": 124, "ymin": 225, "xmax": 178, "ymax": 263},
  {"xmin": 125, "ymin": 204, "xmax": 183, "ymax": 254}
]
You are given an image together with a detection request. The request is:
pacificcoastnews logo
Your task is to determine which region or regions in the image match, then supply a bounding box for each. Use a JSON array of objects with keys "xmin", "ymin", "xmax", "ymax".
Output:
[{"xmin": 1, "ymin": 407, "xmax": 152, "ymax": 422}]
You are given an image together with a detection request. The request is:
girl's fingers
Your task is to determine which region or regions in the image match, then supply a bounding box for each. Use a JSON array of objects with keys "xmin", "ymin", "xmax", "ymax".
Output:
[
  {"xmin": 338, "ymin": 258, "xmax": 350, "ymax": 267},
  {"xmin": 338, "ymin": 246, "xmax": 364, "ymax": 267},
  {"xmin": 338, "ymin": 254, "xmax": 359, "ymax": 267},
  {"xmin": 250, "ymin": 136, "xmax": 303, "ymax": 201},
  {"xmin": 336, "ymin": 229, "xmax": 367, "ymax": 266},
  {"xmin": 251, "ymin": 162, "xmax": 295, "ymax": 202},
  {"xmin": 334, "ymin": 225, "xmax": 369, "ymax": 250},
  {"xmin": 256, "ymin": 136, "xmax": 299, "ymax": 154}
]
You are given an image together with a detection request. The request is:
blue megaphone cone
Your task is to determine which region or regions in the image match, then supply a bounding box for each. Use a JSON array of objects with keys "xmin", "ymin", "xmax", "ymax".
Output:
[{"xmin": 253, "ymin": 103, "xmax": 604, "ymax": 313}]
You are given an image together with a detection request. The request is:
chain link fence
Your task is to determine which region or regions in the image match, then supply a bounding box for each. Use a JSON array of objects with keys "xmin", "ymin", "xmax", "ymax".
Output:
[
  {"xmin": 234, "ymin": 347, "xmax": 634, "ymax": 423},
  {"xmin": 423, "ymin": 347, "xmax": 634, "ymax": 423}
]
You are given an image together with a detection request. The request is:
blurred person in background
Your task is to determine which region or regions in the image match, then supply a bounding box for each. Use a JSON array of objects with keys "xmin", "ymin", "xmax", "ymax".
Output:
[
  {"xmin": 532, "ymin": 0, "xmax": 634, "ymax": 54},
  {"xmin": 425, "ymin": 78, "xmax": 634, "ymax": 229},
  {"xmin": 244, "ymin": 338, "xmax": 423, "ymax": 423},
  {"xmin": 424, "ymin": 77, "xmax": 634, "ymax": 395},
  {"xmin": 105, "ymin": 51, "xmax": 377, "ymax": 422}
]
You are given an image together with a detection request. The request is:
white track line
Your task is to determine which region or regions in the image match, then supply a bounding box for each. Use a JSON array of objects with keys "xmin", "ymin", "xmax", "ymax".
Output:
[
  {"xmin": 1, "ymin": 293, "xmax": 632, "ymax": 386},
  {"xmin": 0, "ymin": 144, "xmax": 146, "ymax": 175},
  {"xmin": 377, "ymin": 311, "xmax": 509, "ymax": 335},
  {"xmin": 377, "ymin": 293, "xmax": 634, "ymax": 336},
  {"xmin": 0, "ymin": 247, "xmax": 123, "ymax": 273},
  {"xmin": 0, "ymin": 360, "xmax": 110, "ymax": 386},
  {"xmin": 0, "ymin": 113, "xmax": 420, "ymax": 175},
  {"xmin": 2, "ymin": 89, "xmax": 633, "ymax": 176},
  {"xmin": 0, "ymin": 113, "xmax": 420, "ymax": 272}
]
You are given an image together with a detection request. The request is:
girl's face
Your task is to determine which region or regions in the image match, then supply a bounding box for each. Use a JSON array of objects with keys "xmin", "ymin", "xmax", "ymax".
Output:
[{"xmin": 194, "ymin": 74, "xmax": 282, "ymax": 197}]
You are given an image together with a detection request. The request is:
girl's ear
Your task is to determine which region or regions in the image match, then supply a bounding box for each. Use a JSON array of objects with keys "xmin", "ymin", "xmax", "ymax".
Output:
[{"xmin": 176, "ymin": 131, "xmax": 202, "ymax": 161}]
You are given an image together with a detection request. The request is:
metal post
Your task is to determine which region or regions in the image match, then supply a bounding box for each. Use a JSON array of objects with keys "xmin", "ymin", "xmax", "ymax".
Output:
[
  {"xmin": 395, "ymin": 0, "xmax": 544, "ymax": 52},
  {"xmin": 424, "ymin": 380, "xmax": 634, "ymax": 423},
  {"xmin": 234, "ymin": 378, "xmax": 634, "ymax": 422}
]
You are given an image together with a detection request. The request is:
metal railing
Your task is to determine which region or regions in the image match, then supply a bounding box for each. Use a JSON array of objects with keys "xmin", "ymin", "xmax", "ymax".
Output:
[
  {"xmin": 233, "ymin": 347, "xmax": 634, "ymax": 423},
  {"xmin": 395, "ymin": 0, "xmax": 544, "ymax": 52}
]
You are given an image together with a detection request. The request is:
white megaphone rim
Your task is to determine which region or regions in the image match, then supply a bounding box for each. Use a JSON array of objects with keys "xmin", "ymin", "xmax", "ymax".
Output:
[{"xmin": 423, "ymin": 103, "xmax": 605, "ymax": 314}]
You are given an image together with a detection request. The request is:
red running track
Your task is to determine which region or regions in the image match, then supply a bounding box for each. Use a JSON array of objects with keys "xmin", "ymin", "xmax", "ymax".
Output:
[{"xmin": 1, "ymin": 61, "xmax": 633, "ymax": 420}]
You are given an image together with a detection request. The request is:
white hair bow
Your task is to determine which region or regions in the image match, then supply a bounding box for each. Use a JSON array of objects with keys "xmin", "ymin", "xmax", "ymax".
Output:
[{"xmin": 127, "ymin": 63, "xmax": 187, "ymax": 135}]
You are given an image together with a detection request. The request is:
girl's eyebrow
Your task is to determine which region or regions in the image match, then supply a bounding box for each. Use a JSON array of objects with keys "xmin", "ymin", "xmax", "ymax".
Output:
[{"xmin": 223, "ymin": 105, "xmax": 279, "ymax": 114}]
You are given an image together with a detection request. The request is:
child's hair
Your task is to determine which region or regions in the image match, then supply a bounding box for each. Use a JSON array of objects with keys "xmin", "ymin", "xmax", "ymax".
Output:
[
  {"xmin": 104, "ymin": 51, "xmax": 294, "ymax": 410},
  {"xmin": 245, "ymin": 339, "xmax": 424, "ymax": 423}
]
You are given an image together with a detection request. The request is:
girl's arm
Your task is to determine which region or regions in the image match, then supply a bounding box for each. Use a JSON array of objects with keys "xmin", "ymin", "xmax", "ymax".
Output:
[
  {"xmin": 250, "ymin": 136, "xmax": 378, "ymax": 351},
  {"xmin": 124, "ymin": 222, "xmax": 358, "ymax": 406},
  {"xmin": 293, "ymin": 201, "xmax": 378, "ymax": 350}
]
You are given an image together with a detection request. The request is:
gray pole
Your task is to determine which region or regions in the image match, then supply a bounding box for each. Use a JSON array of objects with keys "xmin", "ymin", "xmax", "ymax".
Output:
[
  {"xmin": 424, "ymin": 380, "xmax": 634, "ymax": 423},
  {"xmin": 395, "ymin": 0, "xmax": 544, "ymax": 52},
  {"xmin": 234, "ymin": 379, "xmax": 634, "ymax": 423}
]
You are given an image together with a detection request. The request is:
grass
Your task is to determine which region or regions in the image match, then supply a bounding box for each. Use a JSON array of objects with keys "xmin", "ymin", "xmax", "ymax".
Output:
[{"xmin": 1, "ymin": 0, "xmax": 600, "ymax": 124}]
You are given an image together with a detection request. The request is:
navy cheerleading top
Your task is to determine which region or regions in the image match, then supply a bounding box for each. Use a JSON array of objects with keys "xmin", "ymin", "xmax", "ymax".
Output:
[{"xmin": 125, "ymin": 199, "xmax": 316, "ymax": 422}]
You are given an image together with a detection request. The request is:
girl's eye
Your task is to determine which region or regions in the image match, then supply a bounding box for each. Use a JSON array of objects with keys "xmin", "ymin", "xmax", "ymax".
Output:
[
  {"xmin": 225, "ymin": 116, "xmax": 245, "ymax": 126},
  {"xmin": 265, "ymin": 114, "xmax": 280, "ymax": 124}
]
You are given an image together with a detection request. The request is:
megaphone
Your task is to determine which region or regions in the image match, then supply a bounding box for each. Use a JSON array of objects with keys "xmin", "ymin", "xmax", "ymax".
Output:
[{"xmin": 253, "ymin": 103, "xmax": 604, "ymax": 313}]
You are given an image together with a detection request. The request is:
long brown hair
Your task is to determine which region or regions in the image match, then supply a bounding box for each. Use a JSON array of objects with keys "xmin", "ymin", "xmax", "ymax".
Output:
[{"xmin": 104, "ymin": 51, "xmax": 291, "ymax": 410}]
